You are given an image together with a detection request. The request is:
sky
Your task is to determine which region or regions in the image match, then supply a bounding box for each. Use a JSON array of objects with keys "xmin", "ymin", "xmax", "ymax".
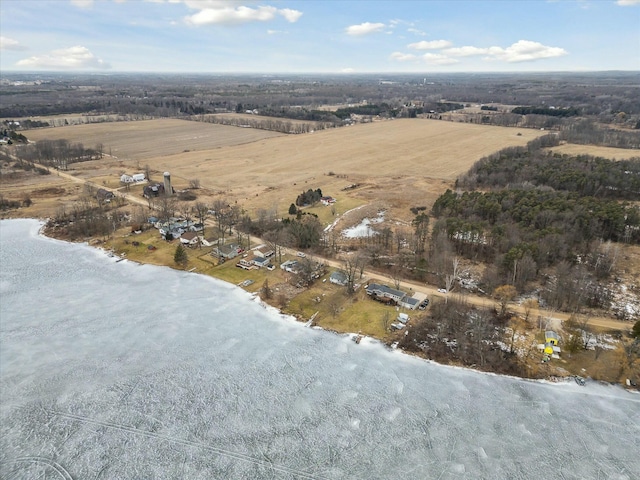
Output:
[{"xmin": 1, "ymin": 0, "xmax": 639, "ymax": 74}]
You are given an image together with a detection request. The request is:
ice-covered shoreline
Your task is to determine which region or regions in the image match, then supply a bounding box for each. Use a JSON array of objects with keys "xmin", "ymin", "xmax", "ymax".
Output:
[{"xmin": 8, "ymin": 219, "xmax": 640, "ymax": 393}]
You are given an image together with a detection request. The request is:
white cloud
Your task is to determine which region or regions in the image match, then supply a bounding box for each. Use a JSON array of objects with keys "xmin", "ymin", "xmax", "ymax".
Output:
[
  {"xmin": 408, "ymin": 40, "xmax": 453, "ymax": 50},
  {"xmin": 407, "ymin": 28, "xmax": 426, "ymax": 36},
  {"xmin": 0, "ymin": 36, "xmax": 27, "ymax": 51},
  {"xmin": 389, "ymin": 38, "xmax": 567, "ymax": 68},
  {"xmin": 279, "ymin": 8, "xmax": 303, "ymax": 23},
  {"xmin": 16, "ymin": 46, "xmax": 110, "ymax": 69},
  {"xmin": 422, "ymin": 53, "xmax": 459, "ymax": 65},
  {"xmin": 486, "ymin": 40, "xmax": 567, "ymax": 63},
  {"xmin": 443, "ymin": 46, "xmax": 489, "ymax": 57},
  {"xmin": 390, "ymin": 52, "xmax": 417, "ymax": 62},
  {"xmin": 345, "ymin": 22, "xmax": 386, "ymax": 36},
  {"xmin": 185, "ymin": 4, "xmax": 302, "ymax": 26},
  {"xmin": 70, "ymin": 0, "xmax": 93, "ymax": 7},
  {"xmin": 616, "ymin": 0, "xmax": 640, "ymax": 5}
]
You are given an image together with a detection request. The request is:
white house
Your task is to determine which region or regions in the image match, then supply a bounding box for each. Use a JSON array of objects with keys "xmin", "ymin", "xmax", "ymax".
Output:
[
  {"xmin": 254, "ymin": 245, "xmax": 274, "ymax": 258},
  {"xmin": 180, "ymin": 231, "xmax": 200, "ymax": 247},
  {"xmin": 132, "ymin": 173, "xmax": 146, "ymax": 183},
  {"xmin": 252, "ymin": 256, "xmax": 271, "ymax": 268}
]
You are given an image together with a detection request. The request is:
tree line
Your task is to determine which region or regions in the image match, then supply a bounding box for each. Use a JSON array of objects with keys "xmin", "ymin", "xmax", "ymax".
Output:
[
  {"xmin": 11, "ymin": 139, "xmax": 103, "ymax": 170},
  {"xmin": 194, "ymin": 114, "xmax": 331, "ymax": 134},
  {"xmin": 511, "ymin": 106, "xmax": 581, "ymax": 117}
]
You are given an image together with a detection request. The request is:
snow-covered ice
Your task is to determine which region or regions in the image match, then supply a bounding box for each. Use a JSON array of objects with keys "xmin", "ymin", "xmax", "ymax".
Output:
[
  {"xmin": 1, "ymin": 219, "xmax": 639, "ymax": 479},
  {"xmin": 341, "ymin": 211, "xmax": 385, "ymax": 238}
]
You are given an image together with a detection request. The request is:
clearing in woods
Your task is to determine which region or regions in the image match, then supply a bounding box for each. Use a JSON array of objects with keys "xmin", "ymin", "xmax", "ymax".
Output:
[
  {"xmin": 548, "ymin": 143, "xmax": 640, "ymax": 160},
  {"xmin": 21, "ymin": 118, "xmax": 545, "ymax": 219}
]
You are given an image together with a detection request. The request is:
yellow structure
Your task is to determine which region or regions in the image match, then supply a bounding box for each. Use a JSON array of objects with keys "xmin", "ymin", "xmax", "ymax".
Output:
[{"xmin": 544, "ymin": 331, "xmax": 561, "ymax": 356}]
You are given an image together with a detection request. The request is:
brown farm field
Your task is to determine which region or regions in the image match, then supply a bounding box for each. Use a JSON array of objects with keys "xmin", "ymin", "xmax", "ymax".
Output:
[
  {"xmin": 24, "ymin": 118, "xmax": 284, "ymax": 161},
  {"xmin": 548, "ymin": 144, "xmax": 640, "ymax": 160},
  {"xmin": 19, "ymin": 118, "xmax": 545, "ymax": 222}
]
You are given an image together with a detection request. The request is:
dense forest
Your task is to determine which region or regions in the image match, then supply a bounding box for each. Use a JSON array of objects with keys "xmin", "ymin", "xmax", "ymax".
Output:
[
  {"xmin": 459, "ymin": 142, "xmax": 640, "ymax": 200},
  {"xmin": 430, "ymin": 139, "xmax": 640, "ymax": 315}
]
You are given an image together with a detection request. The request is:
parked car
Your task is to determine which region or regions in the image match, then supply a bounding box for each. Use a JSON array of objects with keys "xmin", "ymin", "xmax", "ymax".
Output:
[{"xmin": 296, "ymin": 252, "xmax": 306, "ymax": 257}]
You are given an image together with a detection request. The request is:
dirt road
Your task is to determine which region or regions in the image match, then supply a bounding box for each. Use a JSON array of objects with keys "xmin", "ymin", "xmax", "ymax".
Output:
[
  {"xmin": 36, "ymin": 162, "xmax": 633, "ymax": 333},
  {"xmin": 294, "ymin": 249, "xmax": 632, "ymax": 332}
]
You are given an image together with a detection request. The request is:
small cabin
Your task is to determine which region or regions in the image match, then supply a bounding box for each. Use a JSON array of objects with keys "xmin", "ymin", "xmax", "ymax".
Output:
[{"xmin": 545, "ymin": 331, "xmax": 560, "ymax": 346}]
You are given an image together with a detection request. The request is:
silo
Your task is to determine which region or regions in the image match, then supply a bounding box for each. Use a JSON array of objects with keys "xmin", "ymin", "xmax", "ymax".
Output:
[{"xmin": 163, "ymin": 171, "xmax": 172, "ymax": 196}]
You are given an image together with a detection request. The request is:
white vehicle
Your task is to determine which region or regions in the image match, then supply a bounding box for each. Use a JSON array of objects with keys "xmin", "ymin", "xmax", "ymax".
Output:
[
  {"xmin": 296, "ymin": 252, "xmax": 306, "ymax": 258},
  {"xmin": 437, "ymin": 288, "xmax": 447, "ymax": 294}
]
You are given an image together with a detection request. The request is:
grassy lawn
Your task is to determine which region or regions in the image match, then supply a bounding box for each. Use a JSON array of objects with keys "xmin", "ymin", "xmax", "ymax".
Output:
[
  {"xmin": 206, "ymin": 254, "xmax": 274, "ymax": 293},
  {"xmin": 106, "ymin": 228, "xmax": 401, "ymax": 344},
  {"xmin": 284, "ymin": 276, "xmax": 399, "ymax": 340},
  {"xmin": 299, "ymin": 196, "xmax": 366, "ymax": 228},
  {"xmin": 323, "ymin": 289, "xmax": 398, "ymax": 340},
  {"xmin": 105, "ymin": 229, "xmax": 178, "ymax": 267}
]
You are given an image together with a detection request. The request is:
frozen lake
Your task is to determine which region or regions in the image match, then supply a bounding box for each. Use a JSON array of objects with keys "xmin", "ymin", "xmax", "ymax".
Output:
[{"xmin": 1, "ymin": 219, "xmax": 639, "ymax": 479}]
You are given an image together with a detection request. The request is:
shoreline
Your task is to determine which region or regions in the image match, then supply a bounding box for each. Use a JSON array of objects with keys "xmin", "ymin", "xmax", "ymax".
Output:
[{"xmin": 5, "ymin": 217, "xmax": 632, "ymax": 392}]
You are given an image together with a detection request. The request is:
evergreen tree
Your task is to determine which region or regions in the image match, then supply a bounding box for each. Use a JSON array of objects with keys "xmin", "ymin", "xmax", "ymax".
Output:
[{"xmin": 174, "ymin": 244, "xmax": 188, "ymax": 266}]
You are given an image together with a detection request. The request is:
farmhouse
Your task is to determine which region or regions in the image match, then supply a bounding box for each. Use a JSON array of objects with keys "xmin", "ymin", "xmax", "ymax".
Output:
[
  {"xmin": 321, "ymin": 196, "xmax": 336, "ymax": 206},
  {"xmin": 120, "ymin": 173, "xmax": 146, "ymax": 184}
]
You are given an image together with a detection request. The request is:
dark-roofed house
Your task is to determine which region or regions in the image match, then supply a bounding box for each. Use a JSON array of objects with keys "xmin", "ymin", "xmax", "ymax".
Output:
[
  {"xmin": 180, "ymin": 231, "xmax": 200, "ymax": 247},
  {"xmin": 96, "ymin": 188, "xmax": 115, "ymax": 203},
  {"xmin": 252, "ymin": 256, "xmax": 271, "ymax": 268},
  {"xmin": 366, "ymin": 283, "xmax": 406, "ymax": 303},
  {"xmin": 366, "ymin": 283, "xmax": 420, "ymax": 310},
  {"xmin": 212, "ymin": 243, "xmax": 239, "ymax": 260},
  {"xmin": 400, "ymin": 296, "xmax": 420, "ymax": 310}
]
